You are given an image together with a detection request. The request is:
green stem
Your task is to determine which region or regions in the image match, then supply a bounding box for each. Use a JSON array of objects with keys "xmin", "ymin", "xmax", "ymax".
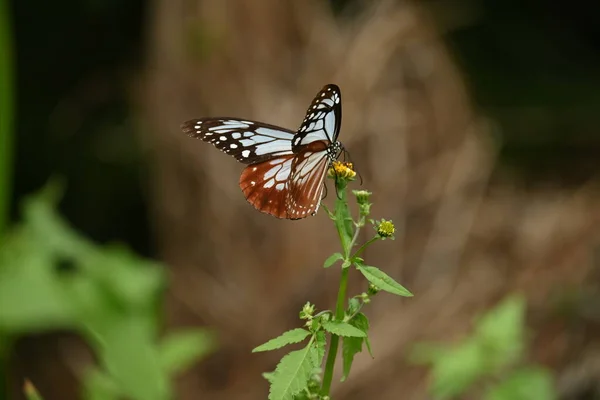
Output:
[
  {"xmin": 0, "ymin": 0, "xmax": 14, "ymax": 237},
  {"xmin": 321, "ymin": 178, "xmax": 354, "ymax": 396},
  {"xmin": 352, "ymin": 236, "xmax": 380, "ymax": 259},
  {"xmin": 321, "ymin": 267, "xmax": 349, "ymax": 396}
]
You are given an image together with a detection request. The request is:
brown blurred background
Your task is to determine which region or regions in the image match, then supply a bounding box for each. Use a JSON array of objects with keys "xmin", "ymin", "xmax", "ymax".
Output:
[{"xmin": 7, "ymin": 0, "xmax": 600, "ymax": 399}]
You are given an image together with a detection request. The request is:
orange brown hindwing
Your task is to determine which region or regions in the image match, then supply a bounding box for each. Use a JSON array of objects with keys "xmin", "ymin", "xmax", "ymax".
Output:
[{"xmin": 239, "ymin": 155, "xmax": 295, "ymax": 219}]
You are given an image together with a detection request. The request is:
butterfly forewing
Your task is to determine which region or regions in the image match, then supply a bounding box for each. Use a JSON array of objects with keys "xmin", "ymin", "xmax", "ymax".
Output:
[
  {"xmin": 239, "ymin": 155, "xmax": 295, "ymax": 218},
  {"xmin": 292, "ymin": 84, "xmax": 342, "ymax": 152},
  {"xmin": 181, "ymin": 118, "xmax": 295, "ymax": 164}
]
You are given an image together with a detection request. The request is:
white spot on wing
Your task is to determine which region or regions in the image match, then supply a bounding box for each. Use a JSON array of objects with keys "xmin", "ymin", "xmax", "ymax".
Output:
[{"xmin": 242, "ymin": 150, "xmax": 250, "ymax": 158}]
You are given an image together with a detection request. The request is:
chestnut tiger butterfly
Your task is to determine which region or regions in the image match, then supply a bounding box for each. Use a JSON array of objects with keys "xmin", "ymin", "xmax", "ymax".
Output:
[{"xmin": 181, "ymin": 84, "xmax": 344, "ymax": 220}]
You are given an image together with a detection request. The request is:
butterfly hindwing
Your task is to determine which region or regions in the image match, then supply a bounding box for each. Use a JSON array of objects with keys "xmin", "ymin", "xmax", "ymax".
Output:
[
  {"xmin": 292, "ymin": 84, "xmax": 342, "ymax": 152},
  {"xmin": 181, "ymin": 118, "xmax": 295, "ymax": 164},
  {"xmin": 239, "ymin": 155, "xmax": 295, "ymax": 218}
]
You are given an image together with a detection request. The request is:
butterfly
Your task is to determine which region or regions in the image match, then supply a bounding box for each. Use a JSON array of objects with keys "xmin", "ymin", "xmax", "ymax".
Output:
[{"xmin": 181, "ymin": 84, "xmax": 344, "ymax": 220}]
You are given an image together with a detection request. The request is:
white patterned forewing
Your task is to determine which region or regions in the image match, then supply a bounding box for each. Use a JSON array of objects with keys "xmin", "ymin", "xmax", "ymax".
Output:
[
  {"xmin": 292, "ymin": 84, "xmax": 342, "ymax": 152},
  {"xmin": 181, "ymin": 118, "xmax": 295, "ymax": 164}
]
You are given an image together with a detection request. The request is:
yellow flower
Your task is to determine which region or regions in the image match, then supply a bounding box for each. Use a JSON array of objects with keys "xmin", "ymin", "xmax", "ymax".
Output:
[
  {"xmin": 376, "ymin": 219, "xmax": 395, "ymax": 238},
  {"xmin": 328, "ymin": 161, "xmax": 356, "ymax": 180}
]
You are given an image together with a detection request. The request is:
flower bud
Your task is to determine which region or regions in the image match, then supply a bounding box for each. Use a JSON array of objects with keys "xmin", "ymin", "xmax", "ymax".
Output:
[{"xmin": 376, "ymin": 219, "xmax": 395, "ymax": 238}]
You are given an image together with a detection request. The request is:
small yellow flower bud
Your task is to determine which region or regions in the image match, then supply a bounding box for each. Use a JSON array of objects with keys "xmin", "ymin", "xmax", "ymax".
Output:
[{"xmin": 376, "ymin": 219, "xmax": 395, "ymax": 238}]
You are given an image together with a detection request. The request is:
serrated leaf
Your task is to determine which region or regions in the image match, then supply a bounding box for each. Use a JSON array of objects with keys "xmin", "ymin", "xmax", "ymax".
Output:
[
  {"xmin": 253, "ymin": 328, "xmax": 311, "ymax": 353},
  {"xmin": 351, "ymin": 313, "xmax": 373, "ymax": 357},
  {"xmin": 263, "ymin": 371, "xmax": 276, "ymax": 384},
  {"xmin": 323, "ymin": 253, "xmax": 343, "ymax": 269},
  {"xmin": 269, "ymin": 345, "xmax": 317, "ymax": 400},
  {"xmin": 322, "ymin": 321, "xmax": 366, "ymax": 337},
  {"xmin": 356, "ymin": 265, "xmax": 413, "ymax": 297},
  {"xmin": 313, "ymin": 331, "xmax": 326, "ymax": 368},
  {"xmin": 342, "ymin": 336, "xmax": 363, "ymax": 381}
]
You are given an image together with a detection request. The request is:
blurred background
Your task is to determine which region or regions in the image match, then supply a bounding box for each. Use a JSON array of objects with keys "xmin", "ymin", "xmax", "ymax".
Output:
[{"xmin": 2, "ymin": 0, "xmax": 600, "ymax": 399}]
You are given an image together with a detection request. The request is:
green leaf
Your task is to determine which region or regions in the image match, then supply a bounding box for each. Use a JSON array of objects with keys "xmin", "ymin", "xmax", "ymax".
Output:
[
  {"xmin": 253, "ymin": 328, "xmax": 311, "ymax": 353},
  {"xmin": 0, "ymin": 234, "xmax": 74, "ymax": 332},
  {"xmin": 269, "ymin": 345, "xmax": 317, "ymax": 400},
  {"xmin": 484, "ymin": 367, "xmax": 556, "ymax": 400},
  {"xmin": 322, "ymin": 321, "xmax": 366, "ymax": 337},
  {"xmin": 313, "ymin": 331, "xmax": 326, "ymax": 368},
  {"xmin": 356, "ymin": 264, "xmax": 412, "ymax": 297},
  {"xmin": 96, "ymin": 315, "xmax": 169, "ymax": 400},
  {"xmin": 351, "ymin": 313, "xmax": 373, "ymax": 357},
  {"xmin": 342, "ymin": 336, "xmax": 363, "ymax": 381},
  {"xmin": 263, "ymin": 372, "xmax": 276, "ymax": 384},
  {"xmin": 159, "ymin": 329, "xmax": 215, "ymax": 375},
  {"xmin": 323, "ymin": 253, "xmax": 343, "ymax": 269},
  {"xmin": 474, "ymin": 295, "xmax": 525, "ymax": 371},
  {"xmin": 341, "ymin": 260, "xmax": 351, "ymax": 269},
  {"xmin": 429, "ymin": 340, "xmax": 486, "ymax": 399},
  {"xmin": 82, "ymin": 368, "xmax": 122, "ymax": 400}
]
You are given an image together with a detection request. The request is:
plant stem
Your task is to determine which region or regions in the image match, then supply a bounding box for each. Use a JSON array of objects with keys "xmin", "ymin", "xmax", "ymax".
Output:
[
  {"xmin": 321, "ymin": 178, "xmax": 354, "ymax": 396},
  {"xmin": 352, "ymin": 236, "xmax": 379, "ymax": 259},
  {"xmin": 321, "ymin": 267, "xmax": 349, "ymax": 396}
]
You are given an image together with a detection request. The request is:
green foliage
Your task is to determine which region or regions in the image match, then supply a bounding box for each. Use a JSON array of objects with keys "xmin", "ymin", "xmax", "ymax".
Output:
[
  {"xmin": 255, "ymin": 166, "xmax": 412, "ymax": 399},
  {"xmin": 0, "ymin": 182, "xmax": 214, "ymax": 400},
  {"xmin": 411, "ymin": 295, "xmax": 556, "ymax": 400},
  {"xmin": 253, "ymin": 329, "xmax": 312, "ymax": 353},
  {"xmin": 355, "ymin": 263, "xmax": 413, "ymax": 297},
  {"xmin": 484, "ymin": 367, "xmax": 556, "ymax": 400},
  {"xmin": 322, "ymin": 321, "xmax": 366, "ymax": 338},
  {"xmin": 323, "ymin": 252, "xmax": 343, "ymax": 269},
  {"xmin": 269, "ymin": 341, "xmax": 319, "ymax": 400}
]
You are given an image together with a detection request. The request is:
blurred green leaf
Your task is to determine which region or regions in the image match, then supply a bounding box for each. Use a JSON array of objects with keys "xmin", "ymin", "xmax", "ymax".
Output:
[
  {"xmin": 82, "ymin": 369, "xmax": 121, "ymax": 400},
  {"xmin": 429, "ymin": 341, "xmax": 486, "ymax": 399},
  {"xmin": 99, "ymin": 315, "xmax": 169, "ymax": 400},
  {"xmin": 0, "ymin": 232, "xmax": 74, "ymax": 332},
  {"xmin": 474, "ymin": 295, "xmax": 525, "ymax": 371},
  {"xmin": 484, "ymin": 367, "xmax": 556, "ymax": 400},
  {"xmin": 160, "ymin": 329, "xmax": 215, "ymax": 374}
]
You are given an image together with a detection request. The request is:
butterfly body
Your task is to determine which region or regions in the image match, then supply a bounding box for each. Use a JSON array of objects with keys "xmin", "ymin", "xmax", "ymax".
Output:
[{"xmin": 182, "ymin": 84, "xmax": 344, "ymax": 220}]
